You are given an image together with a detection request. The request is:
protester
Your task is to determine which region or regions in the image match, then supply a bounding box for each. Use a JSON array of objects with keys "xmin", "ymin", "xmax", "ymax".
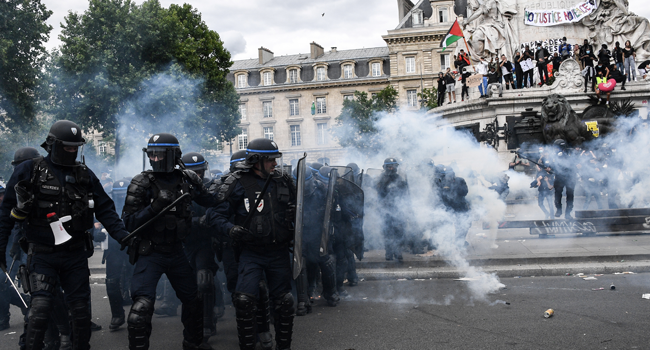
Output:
[
  {"xmin": 552, "ymin": 52, "xmax": 562, "ymax": 72},
  {"xmin": 597, "ymin": 44, "xmax": 612, "ymax": 68},
  {"xmin": 610, "ymin": 64, "xmax": 627, "ymax": 91},
  {"xmin": 574, "ymin": 43, "xmax": 583, "ymax": 68},
  {"xmin": 581, "ymin": 45, "xmax": 598, "ymax": 93},
  {"xmin": 535, "ymin": 162, "xmax": 555, "ymax": 219},
  {"xmin": 523, "ymin": 45, "xmax": 535, "ymax": 88},
  {"xmin": 444, "ymin": 68, "xmax": 457, "ymax": 104},
  {"xmin": 475, "ymin": 58, "xmax": 489, "ymax": 97},
  {"xmin": 638, "ymin": 60, "xmax": 650, "ymax": 79},
  {"xmin": 499, "ymin": 54, "xmax": 515, "ymax": 90},
  {"xmin": 613, "ymin": 41, "xmax": 625, "ymax": 73},
  {"xmin": 595, "ymin": 69, "xmax": 611, "ymax": 106},
  {"xmin": 623, "ymin": 40, "xmax": 636, "ymax": 81},
  {"xmin": 535, "ymin": 42, "xmax": 550, "ymax": 86},
  {"xmin": 436, "ymin": 72, "xmax": 446, "ymax": 107},
  {"xmin": 558, "ymin": 37, "xmax": 572, "ymax": 61},
  {"xmin": 456, "ymin": 50, "xmax": 471, "ymax": 101},
  {"xmin": 514, "ymin": 50, "xmax": 524, "ymax": 89},
  {"xmin": 486, "ymin": 65, "xmax": 502, "ymax": 98}
]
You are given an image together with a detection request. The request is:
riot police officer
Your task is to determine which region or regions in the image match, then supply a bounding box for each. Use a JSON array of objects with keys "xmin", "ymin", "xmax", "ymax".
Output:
[
  {"xmin": 206, "ymin": 138, "xmax": 296, "ymax": 350},
  {"xmin": 181, "ymin": 152, "xmax": 221, "ymax": 343},
  {"xmin": 0, "ymin": 121, "xmax": 131, "ymax": 350},
  {"xmin": 103, "ymin": 178, "xmax": 133, "ymax": 331},
  {"xmin": 439, "ymin": 169, "xmax": 471, "ymax": 245},
  {"xmin": 551, "ymin": 140, "xmax": 577, "ymax": 219},
  {"xmin": 121, "ymin": 133, "xmax": 219, "ymax": 350},
  {"xmin": 376, "ymin": 158, "xmax": 409, "ymax": 262}
]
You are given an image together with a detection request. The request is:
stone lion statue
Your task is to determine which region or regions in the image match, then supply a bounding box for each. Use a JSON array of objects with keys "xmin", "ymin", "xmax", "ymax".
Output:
[{"xmin": 540, "ymin": 94, "xmax": 592, "ymax": 146}]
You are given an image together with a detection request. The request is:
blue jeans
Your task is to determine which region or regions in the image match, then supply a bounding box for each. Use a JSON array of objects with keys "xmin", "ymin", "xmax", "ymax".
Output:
[
  {"xmin": 478, "ymin": 77, "xmax": 488, "ymax": 96},
  {"xmin": 616, "ymin": 62, "xmax": 625, "ymax": 73},
  {"xmin": 624, "ymin": 56, "xmax": 636, "ymax": 81}
]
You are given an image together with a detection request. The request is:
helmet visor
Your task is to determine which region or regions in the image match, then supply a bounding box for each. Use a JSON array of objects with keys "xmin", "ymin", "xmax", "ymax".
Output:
[{"xmin": 146, "ymin": 147, "xmax": 177, "ymax": 172}]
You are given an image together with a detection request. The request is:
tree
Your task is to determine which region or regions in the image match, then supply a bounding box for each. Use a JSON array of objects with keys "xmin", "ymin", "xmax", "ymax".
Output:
[
  {"xmin": 0, "ymin": 0, "xmax": 52, "ymax": 132},
  {"xmin": 418, "ymin": 87, "xmax": 438, "ymax": 110},
  {"xmin": 49, "ymin": 0, "xmax": 240, "ymax": 165},
  {"xmin": 333, "ymin": 85, "xmax": 398, "ymax": 155}
]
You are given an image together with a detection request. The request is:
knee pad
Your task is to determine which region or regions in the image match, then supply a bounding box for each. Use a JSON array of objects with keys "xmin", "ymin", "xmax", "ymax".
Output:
[
  {"xmin": 196, "ymin": 269, "xmax": 215, "ymax": 294},
  {"xmin": 275, "ymin": 293, "xmax": 295, "ymax": 316},
  {"xmin": 127, "ymin": 297, "xmax": 154, "ymax": 327},
  {"xmin": 232, "ymin": 293, "xmax": 256, "ymax": 313},
  {"xmin": 29, "ymin": 273, "xmax": 57, "ymax": 294},
  {"xmin": 28, "ymin": 296, "xmax": 53, "ymax": 324}
]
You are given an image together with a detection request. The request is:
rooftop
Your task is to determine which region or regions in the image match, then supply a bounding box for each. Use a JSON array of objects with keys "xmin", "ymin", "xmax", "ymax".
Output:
[{"xmin": 231, "ymin": 47, "xmax": 390, "ymax": 71}]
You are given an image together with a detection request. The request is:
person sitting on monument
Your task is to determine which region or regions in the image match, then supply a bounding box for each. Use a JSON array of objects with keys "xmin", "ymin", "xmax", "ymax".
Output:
[
  {"xmin": 595, "ymin": 70, "xmax": 611, "ymax": 106},
  {"xmin": 535, "ymin": 42, "xmax": 551, "ymax": 86},
  {"xmin": 610, "ymin": 64, "xmax": 626, "ymax": 91},
  {"xmin": 499, "ymin": 54, "xmax": 515, "ymax": 90},
  {"xmin": 486, "ymin": 65, "xmax": 502, "ymax": 98},
  {"xmin": 552, "ymin": 52, "xmax": 562, "ymax": 72},
  {"xmin": 444, "ymin": 68, "xmax": 457, "ymax": 104},
  {"xmin": 558, "ymin": 37, "xmax": 571, "ymax": 62},
  {"xmin": 436, "ymin": 72, "xmax": 446, "ymax": 107},
  {"xmin": 638, "ymin": 60, "xmax": 650, "ymax": 80},
  {"xmin": 581, "ymin": 45, "xmax": 598, "ymax": 93},
  {"xmin": 597, "ymin": 44, "xmax": 612, "ymax": 69}
]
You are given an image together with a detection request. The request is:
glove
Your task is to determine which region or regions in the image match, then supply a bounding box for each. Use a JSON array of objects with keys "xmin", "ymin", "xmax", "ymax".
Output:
[
  {"xmin": 192, "ymin": 215, "xmax": 208, "ymax": 228},
  {"xmin": 228, "ymin": 225, "xmax": 253, "ymax": 242},
  {"xmin": 120, "ymin": 236, "xmax": 134, "ymax": 251},
  {"xmin": 285, "ymin": 204, "xmax": 296, "ymax": 225},
  {"xmin": 151, "ymin": 190, "xmax": 175, "ymax": 213},
  {"xmin": 93, "ymin": 228, "xmax": 107, "ymax": 242},
  {"xmin": 184, "ymin": 170, "xmax": 206, "ymax": 191},
  {"xmin": 11, "ymin": 181, "xmax": 34, "ymax": 221}
]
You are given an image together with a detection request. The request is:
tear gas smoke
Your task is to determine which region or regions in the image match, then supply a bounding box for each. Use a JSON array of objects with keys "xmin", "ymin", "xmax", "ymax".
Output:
[{"xmin": 339, "ymin": 110, "xmax": 507, "ymax": 301}]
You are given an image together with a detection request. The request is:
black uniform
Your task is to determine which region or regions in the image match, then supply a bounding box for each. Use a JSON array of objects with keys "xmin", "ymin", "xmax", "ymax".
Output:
[
  {"xmin": 121, "ymin": 133, "xmax": 218, "ymax": 350},
  {"xmin": 206, "ymin": 138, "xmax": 296, "ymax": 350},
  {"xmin": 0, "ymin": 121, "xmax": 129, "ymax": 350},
  {"xmin": 440, "ymin": 171, "xmax": 471, "ymax": 243},
  {"xmin": 376, "ymin": 159, "xmax": 409, "ymax": 261},
  {"xmin": 551, "ymin": 141, "xmax": 577, "ymax": 219}
]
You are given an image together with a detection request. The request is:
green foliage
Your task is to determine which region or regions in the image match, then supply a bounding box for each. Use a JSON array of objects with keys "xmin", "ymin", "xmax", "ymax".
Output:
[
  {"xmin": 418, "ymin": 87, "xmax": 439, "ymax": 110},
  {"xmin": 0, "ymin": 114, "xmax": 52, "ymax": 180},
  {"xmin": 333, "ymin": 85, "xmax": 398, "ymax": 155},
  {"xmin": 48, "ymin": 0, "xmax": 240, "ymax": 163},
  {"xmin": 0, "ymin": 0, "xmax": 52, "ymax": 132}
]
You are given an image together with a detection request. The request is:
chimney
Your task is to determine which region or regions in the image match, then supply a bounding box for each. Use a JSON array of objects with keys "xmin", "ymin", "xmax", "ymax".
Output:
[
  {"xmin": 258, "ymin": 47, "xmax": 274, "ymax": 65},
  {"xmin": 310, "ymin": 42, "xmax": 324, "ymax": 59},
  {"xmin": 331, "ymin": 47, "xmax": 338, "ymax": 53}
]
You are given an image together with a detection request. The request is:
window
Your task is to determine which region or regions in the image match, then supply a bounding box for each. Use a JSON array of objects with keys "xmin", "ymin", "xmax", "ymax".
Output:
[
  {"xmin": 412, "ymin": 10, "xmax": 423, "ymax": 26},
  {"xmin": 407, "ymin": 89, "xmax": 418, "ymax": 107},
  {"xmin": 263, "ymin": 127, "xmax": 274, "ymax": 141},
  {"xmin": 290, "ymin": 125, "xmax": 301, "ymax": 146},
  {"xmin": 98, "ymin": 142, "xmax": 106, "ymax": 155},
  {"xmin": 289, "ymin": 69, "xmax": 298, "ymax": 83},
  {"xmin": 238, "ymin": 129, "xmax": 248, "ymax": 150},
  {"xmin": 343, "ymin": 64, "xmax": 353, "ymax": 79},
  {"xmin": 440, "ymin": 54, "xmax": 450, "ymax": 71},
  {"xmin": 289, "ymin": 99, "xmax": 299, "ymax": 116},
  {"xmin": 316, "ymin": 67, "xmax": 326, "ymax": 81},
  {"xmin": 316, "ymin": 97, "xmax": 326, "ymax": 114},
  {"xmin": 239, "ymin": 103, "xmax": 247, "ymax": 121},
  {"xmin": 263, "ymin": 101, "xmax": 273, "ymax": 118},
  {"xmin": 343, "ymin": 94, "xmax": 354, "ymax": 101},
  {"xmin": 317, "ymin": 123, "xmax": 327, "ymax": 145},
  {"xmin": 405, "ymin": 56, "xmax": 415, "ymax": 73},
  {"xmin": 439, "ymin": 8, "xmax": 448, "ymax": 23},
  {"xmin": 263, "ymin": 71, "xmax": 273, "ymax": 86},
  {"xmin": 371, "ymin": 62, "xmax": 381, "ymax": 77},
  {"xmin": 237, "ymin": 74, "xmax": 247, "ymax": 88}
]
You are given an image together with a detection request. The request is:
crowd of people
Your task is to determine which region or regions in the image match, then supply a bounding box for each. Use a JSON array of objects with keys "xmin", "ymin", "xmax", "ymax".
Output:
[{"xmin": 436, "ymin": 38, "xmax": 650, "ymax": 106}]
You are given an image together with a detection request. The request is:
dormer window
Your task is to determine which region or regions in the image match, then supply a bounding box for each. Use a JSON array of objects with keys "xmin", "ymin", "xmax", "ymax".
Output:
[
  {"xmin": 263, "ymin": 71, "xmax": 273, "ymax": 86},
  {"xmin": 369, "ymin": 59, "xmax": 384, "ymax": 77},
  {"xmin": 285, "ymin": 66, "xmax": 302, "ymax": 84},
  {"xmin": 317, "ymin": 67, "xmax": 326, "ymax": 81},
  {"xmin": 438, "ymin": 7, "xmax": 448, "ymax": 23},
  {"xmin": 343, "ymin": 64, "xmax": 353, "ymax": 79},
  {"xmin": 289, "ymin": 69, "xmax": 298, "ymax": 83},
  {"xmin": 237, "ymin": 74, "xmax": 247, "ymax": 88},
  {"xmin": 412, "ymin": 9, "xmax": 424, "ymax": 27}
]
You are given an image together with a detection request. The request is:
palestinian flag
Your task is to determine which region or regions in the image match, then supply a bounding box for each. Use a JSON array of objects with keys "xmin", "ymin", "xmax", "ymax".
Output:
[{"xmin": 440, "ymin": 19, "xmax": 464, "ymax": 51}]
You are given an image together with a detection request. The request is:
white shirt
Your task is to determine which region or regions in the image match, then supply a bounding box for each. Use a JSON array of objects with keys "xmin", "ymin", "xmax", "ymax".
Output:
[{"xmin": 476, "ymin": 61, "xmax": 488, "ymax": 75}]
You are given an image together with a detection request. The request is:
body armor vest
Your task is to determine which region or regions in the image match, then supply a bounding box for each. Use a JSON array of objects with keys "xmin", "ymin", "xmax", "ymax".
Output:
[
  {"xmin": 233, "ymin": 172, "xmax": 294, "ymax": 248},
  {"xmin": 146, "ymin": 171, "xmax": 192, "ymax": 245},
  {"xmin": 26, "ymin": 157, "xmax": 95, "ymax": 236}
]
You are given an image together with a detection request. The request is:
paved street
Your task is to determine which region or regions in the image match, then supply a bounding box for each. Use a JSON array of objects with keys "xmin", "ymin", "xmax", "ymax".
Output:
[{"xmin": 2, "ymin": 273, "xmax": 650, "ymax": 350}]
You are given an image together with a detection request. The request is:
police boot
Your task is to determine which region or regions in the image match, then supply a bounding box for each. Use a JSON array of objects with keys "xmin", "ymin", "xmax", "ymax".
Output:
[
  {"xmin": 320, "ymin": 256, "xmax": 339, "ymax": 307},
  {"xmin": 233, "ymin": 293, "xmax": 257, "ymax": 350},
  {"xmin": 59, "ymin": 334, "xmax": 72, "ymax": 350},
  {"xmin": 295, "ymin": 264, "xmax": 311, "ymax": 316},
  {"xmin": 69, "ymin": 300, "xmax": 92, "ymax": 350},
  {"xmin": 42, "ymin": 319, "xmax": 60, "ymax": 350},
  {"xmin": 0, "ymin": 311, "xmax": 8, "ymax": 331},
  {"xmin": 127, "ymin": 297, "xmax": 154, "ymax": 350},
  {"xmin": 256, "ymin": 282, "xmax": 273, "ymax": 350},
  {"xmin": 196, "ymin": 270, "xmax": 216, "ymax": 341},
  {"xmin": 273, "ymin": 293, "xmax": 295, "ymax": 350},
  {"xmin": 154, "ymin": 280, "xmax": 179, "ymax": 317},
  {"xmin": 50, "ymin": 292, "xmax": 71, "ymax": 350},
  {"xmin": 181, "ymin": 297, "xmax": 211, "ymax": 350},
  {"xmin": 25, "ymin": 296, "xmax": 53, "ymax": 350},
  {"xmin": 106, "ymin": 278, "xmax": 126, "ymax": 331},
  {"xmin": 346, "ymin": 251, "xmax": 359, "ymax": 286}
]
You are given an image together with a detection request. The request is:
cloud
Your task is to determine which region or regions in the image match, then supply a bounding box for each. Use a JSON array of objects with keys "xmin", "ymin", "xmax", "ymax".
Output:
[{"xmin": 220, "ymin": 31, "xmax": 247, "ymax": 56}]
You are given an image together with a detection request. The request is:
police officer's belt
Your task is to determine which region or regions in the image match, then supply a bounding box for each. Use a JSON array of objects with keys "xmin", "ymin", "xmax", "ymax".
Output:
[{"xmin": 28, "ymin": 240, "xmax": 86, "ymax": 254}]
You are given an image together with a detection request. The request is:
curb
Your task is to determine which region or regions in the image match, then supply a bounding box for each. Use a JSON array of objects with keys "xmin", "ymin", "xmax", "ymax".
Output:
[{"xmin": 356, "ymin": 260, "xmax": 650, "ymax": 280}]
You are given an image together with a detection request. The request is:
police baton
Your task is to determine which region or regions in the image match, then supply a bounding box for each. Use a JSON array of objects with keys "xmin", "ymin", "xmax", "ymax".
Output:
[
  {"xmin": 1, "ymin": 263, "xmax": 28, "ymax": 308},
  {"xmin": 3, "ymin": 258, "xmax": 16, "ymax": 284},
  {"xmin": 120, "ymin": 192, "xmax": 191, "ymax": 245}
]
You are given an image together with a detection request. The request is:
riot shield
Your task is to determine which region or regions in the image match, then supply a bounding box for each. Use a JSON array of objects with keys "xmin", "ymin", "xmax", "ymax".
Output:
[
  {"xmin": 330, "ymin": 166, "xmax": 352, "ymax": 181},
  {"xmin": 320, "ymin": 168, "xmax": 338, "ymax": 256},
  {"xmin": 362, "ymin": 168, "xmax": 383, "ymax": 190},
  {"xmin": 336, "ymin": 177, "xmax": 365, "ymax": 260},
  {"xmin": 292, "ymin": 153, "xmax": 307, "ymax": 279}
]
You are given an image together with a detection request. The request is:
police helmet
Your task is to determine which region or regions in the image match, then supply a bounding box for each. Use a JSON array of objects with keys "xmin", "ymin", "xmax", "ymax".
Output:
[
  {"xmin": 12, "ymin": 147, "xmax": 41, "ymax": 166},
  {"xmin": 317, "ymin": 166, "xmax": 332, "ymax": 184},
  {"xmin": 229, "ymin": 150, "xmax": 247, "ymax": 172},
  {"xmin": 383, "ymin": 158, "xmax": 399, "ymax": 170},
  {"xmin": 210, "ymin": 169, "xmax": 223, "ymax": 179},
  {"xmin": 146, "ymin": 133, "xmax": 181, "ymax": 173},
  {"xmin": 245, "ymin": 138, "xmax": 282, "ymax": 165},
  {"xmin": 346, "ymin": 163, "xmax": 360, "ymax": 175},
  {"xmin": 111, "ymin": 177, "xmax": 130, "ymax": 203},
  {"xmin": 41, "ymin": 120, "xmax": 86, "ymax": 166},
  {"xmin": 182, "ymin": 152, "xmax": 209, "ymax": 176}
]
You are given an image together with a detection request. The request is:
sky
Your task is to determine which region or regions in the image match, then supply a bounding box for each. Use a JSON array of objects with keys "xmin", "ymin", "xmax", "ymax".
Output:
[{"xmin": 41, "ymin": 0, "xmax": 650, "ymax": 61}]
